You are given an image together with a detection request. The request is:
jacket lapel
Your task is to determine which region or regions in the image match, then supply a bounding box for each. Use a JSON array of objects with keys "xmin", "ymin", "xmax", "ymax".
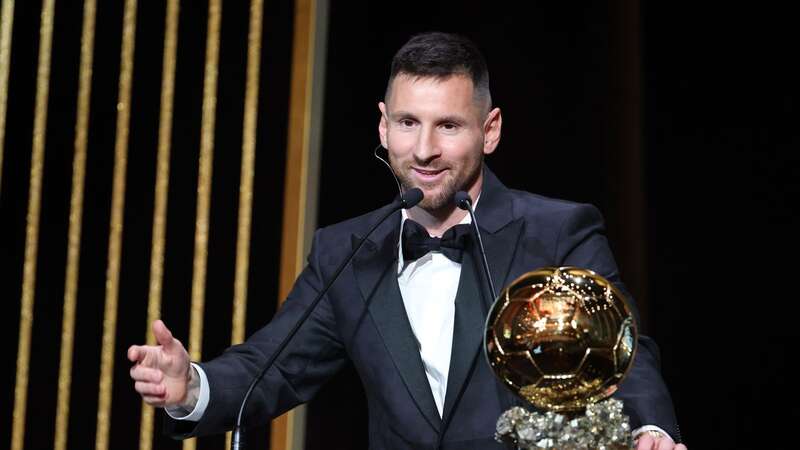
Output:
[
  {"xmin": 441, "ymin": 166, "xmax": 525, "ymax": 425},
  {"xmin": 441, "ymin": 247, "xmax": 485, "ymax": 422},
  {"xmin": 479, "ymin": 220, "xmax": 524, "ymax": 306},
  {"xmin": 476, "ymin": 166, "xmax": 525, "ymax": 300},
  {"xmin": 351, "ymin": 213, "xmax": 443, "ymax": 432}
]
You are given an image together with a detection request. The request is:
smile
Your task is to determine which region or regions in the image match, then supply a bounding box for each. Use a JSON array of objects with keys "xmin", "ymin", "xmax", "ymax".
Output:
[{"xmin": 411, "ymin": 167, "xmax": 447, "ymax": 182}]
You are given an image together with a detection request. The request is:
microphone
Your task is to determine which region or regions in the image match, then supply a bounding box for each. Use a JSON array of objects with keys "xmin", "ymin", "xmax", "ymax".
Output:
[
  {"xmin": 231, "ymin": 188, "xmax": 423, "ymax": 450},
  {"xmin": 454, "ymin": 191, "xmax": 496, "ymax": 299},
  {"xmin": 400, "ymin": 186, "xmax": 423, "ymax": 209}
]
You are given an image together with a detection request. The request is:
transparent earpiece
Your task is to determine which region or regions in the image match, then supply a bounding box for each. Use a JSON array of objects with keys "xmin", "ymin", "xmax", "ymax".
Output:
[{"xmin": 373, "ymin": 144, "xmax": 403, "ymax": 197}]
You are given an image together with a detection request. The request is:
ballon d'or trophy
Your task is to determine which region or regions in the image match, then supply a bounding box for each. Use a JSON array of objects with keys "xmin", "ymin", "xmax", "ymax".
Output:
[{"xmin": 485, "ymin": 267, "xmax": 637, "ymax": 449}]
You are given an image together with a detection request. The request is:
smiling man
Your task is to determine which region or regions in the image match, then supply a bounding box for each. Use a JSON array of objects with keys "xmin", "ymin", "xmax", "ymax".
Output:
[{"xmin": 129, "ymin": 32, "xmax": 686, "ymax": 450}]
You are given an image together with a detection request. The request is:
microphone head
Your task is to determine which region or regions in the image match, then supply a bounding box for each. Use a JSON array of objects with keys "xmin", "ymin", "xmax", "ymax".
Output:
[
  {"xmin": 454, "ymin": 191, "xmax": 472, "ymax": 210},
  {"xmin": 401, "ymin": 188, "xmax": 424, "ymax": 209}
]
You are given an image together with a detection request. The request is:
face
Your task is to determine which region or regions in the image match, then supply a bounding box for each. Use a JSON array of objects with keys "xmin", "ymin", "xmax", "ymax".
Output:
[{"xmin": 379, "ymin": 74, "xmax": 502, "ymax": 213}]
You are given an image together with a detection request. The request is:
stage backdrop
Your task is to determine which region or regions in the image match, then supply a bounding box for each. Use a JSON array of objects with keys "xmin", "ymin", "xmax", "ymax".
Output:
[{"xmin": 4, "ymin": 1, "xmax": 796, "ymax": 450}]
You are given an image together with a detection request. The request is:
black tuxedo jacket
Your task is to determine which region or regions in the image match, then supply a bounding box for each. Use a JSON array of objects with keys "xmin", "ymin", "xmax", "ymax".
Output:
[{"xmin": 166, "ymin": 166, "xmax": 680, "ymax": 448}]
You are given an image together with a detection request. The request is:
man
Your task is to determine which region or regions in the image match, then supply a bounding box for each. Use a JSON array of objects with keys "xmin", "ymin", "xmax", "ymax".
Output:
[{"xmin": 129, "ymin": 32, "xmax": 686, "ymax": 449}]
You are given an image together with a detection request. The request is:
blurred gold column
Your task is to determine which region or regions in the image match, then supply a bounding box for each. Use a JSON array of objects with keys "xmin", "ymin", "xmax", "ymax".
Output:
[
  {"xmin": 0, "ymin": 0, "xmax": 15, "ymax": 191},
  {"xmin": 12, "ymin": 1, "xmax": 55, "ymax": 449},
  {"xmin": 96, "ymin": 0, "xmax": 138, "ymax": 449},
  {"xmin": 54, "ymin": 1, "xmax": 96, "ymax": 450},
  {"xmin": 185, "ymin": 1, "xmax": 222, "ymax": 450},
  {"xmin": 271, "ymin": 0, "xmax": 328, "ymax": 449},
  {"xmin": 139, "ymin": 1, "xmax": 180, "ymax": 449},
  {"xmin": 224, "ymin": 1, "xmax": 263, "ymax": 447},
  {"xmin": 230, "ymin": 0, "xmax": 263, "ymax": 367}
]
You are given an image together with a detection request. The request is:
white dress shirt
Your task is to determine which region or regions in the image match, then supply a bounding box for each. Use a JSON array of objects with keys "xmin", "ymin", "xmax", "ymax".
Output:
[{"xmin": 396, "ymin": 206, "xmax": 473, "ymax": 417}]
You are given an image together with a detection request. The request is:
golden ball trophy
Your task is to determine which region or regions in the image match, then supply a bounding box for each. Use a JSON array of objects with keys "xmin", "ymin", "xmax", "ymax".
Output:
[{"xmin": 485, "ymin": 267, "xmax": 637, "ymax": 449}]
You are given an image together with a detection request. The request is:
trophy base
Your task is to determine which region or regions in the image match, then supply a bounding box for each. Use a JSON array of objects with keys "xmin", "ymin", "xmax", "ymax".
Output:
[{"xmin": 495, "ymin": 399, "xmax": 634, "ymax": 450}]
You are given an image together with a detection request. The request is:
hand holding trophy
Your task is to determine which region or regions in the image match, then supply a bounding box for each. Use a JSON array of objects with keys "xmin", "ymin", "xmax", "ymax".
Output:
[{"xmin": 485, "ymin": 267, "xmax": 637, "ymax": 450}]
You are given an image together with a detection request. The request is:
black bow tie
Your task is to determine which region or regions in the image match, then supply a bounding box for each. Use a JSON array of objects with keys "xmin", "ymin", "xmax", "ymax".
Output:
[{"xmin": 401, "ymin": 219, "xmax": 472, "ymax": 263}]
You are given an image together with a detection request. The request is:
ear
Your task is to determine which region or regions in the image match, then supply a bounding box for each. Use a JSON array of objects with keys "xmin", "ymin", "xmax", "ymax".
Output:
[
  {"xmin": 482, "ymin": 107, "xmax": 502, "ymax": 155},
  {"xmin": 378, "ymin": 102, "xmax": 388, "ymax": 148}
]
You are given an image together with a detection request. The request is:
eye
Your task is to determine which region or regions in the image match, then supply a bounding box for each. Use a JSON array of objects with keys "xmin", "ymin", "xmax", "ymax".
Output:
[
  {"xmin": 399, "ymin": 118, "xmax": 416, "ymax": 128},
  {"xmin": 440, "ymin": 122, "xmax": 459, "ymax": 132}
]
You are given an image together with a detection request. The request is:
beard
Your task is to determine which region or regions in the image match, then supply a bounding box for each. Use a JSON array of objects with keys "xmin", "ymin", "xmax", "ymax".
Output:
[{"xmin": 391, "ymin": 154, "xmax": 483, "ymax": 213}]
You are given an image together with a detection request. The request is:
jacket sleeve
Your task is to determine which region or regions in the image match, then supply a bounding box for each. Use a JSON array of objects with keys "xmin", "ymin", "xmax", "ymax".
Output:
[
  {"xmin": 554, "ymin": 203, "xmax": 682, "ymax": 442},
  {"xmin": 164, "ymin": 229, "xmax": 348, "ymax": 438}
]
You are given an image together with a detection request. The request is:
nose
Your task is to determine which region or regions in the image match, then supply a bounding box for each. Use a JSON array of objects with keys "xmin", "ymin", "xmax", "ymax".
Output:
[{"xmin": 413, "ymin": 125, "xmax": 440, "ymax": 163}]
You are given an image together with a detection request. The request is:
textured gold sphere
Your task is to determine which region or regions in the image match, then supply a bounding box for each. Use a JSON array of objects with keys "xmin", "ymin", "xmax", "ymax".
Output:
[{"xmin": 484, "ymin": 267, "xmax": 637, "ymax": 413}]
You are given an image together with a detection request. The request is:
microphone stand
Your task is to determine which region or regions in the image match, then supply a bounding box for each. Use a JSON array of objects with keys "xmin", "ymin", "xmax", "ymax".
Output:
[
  {"xmin": 455, "ymin": 191, "xmax": 496, "ymax": 299},
  {"xmin": 231, "ymin": 188, "xmax": 423, "ymax": 450}
]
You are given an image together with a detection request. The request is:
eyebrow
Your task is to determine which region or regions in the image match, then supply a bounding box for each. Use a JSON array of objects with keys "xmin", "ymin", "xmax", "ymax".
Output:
[
  {"xmin": 389, "ymin": 110, "xmax": 416, "ymax": 119},
  {"xmin": 390, "ymin": 110, "xmax": 469, "ymax": 124}
]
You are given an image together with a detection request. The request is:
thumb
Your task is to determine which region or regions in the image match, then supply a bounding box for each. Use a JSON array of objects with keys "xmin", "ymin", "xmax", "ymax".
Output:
[{"xmin": 152, "ymin": 320, "xmax": 176, "ymax": 351}]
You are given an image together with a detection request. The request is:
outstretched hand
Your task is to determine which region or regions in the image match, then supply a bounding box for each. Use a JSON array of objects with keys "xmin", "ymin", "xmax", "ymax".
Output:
[{"xmin": 128, "ymin": 320, "xmax": 192, "ymax": 408}]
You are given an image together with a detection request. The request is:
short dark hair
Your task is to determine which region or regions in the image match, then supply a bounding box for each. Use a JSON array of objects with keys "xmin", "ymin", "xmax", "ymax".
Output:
[{"xmin": 386, "ymin": 32, "xmax": 491, "ymax": 111}]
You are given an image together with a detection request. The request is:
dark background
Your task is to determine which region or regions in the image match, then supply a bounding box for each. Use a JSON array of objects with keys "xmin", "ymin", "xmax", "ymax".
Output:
[
  {"xmin": 1, "ymin": 1, "xmax": 796, "ymax": 449},
  {"xmin": 311, "ymin": 2, "xmax": 799, "ymax": 449}
]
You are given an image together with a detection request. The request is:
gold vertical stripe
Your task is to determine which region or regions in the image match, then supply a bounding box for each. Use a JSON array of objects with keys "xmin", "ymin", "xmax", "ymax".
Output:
[
  {"xmin": 278, "ymin": 0, "xmax": 315, "ymax": 309},
  {"xmin": 232, "ymin": 0, "xmax": 262, "ymax": 350},
  {"xmin": 139, "ymin": 0, "xmax": 179, "ymax": 449},
  {"xmin": 95, "ymin": 0, "xmax": 137, "ymax": 449},
  {"xmin": 184, "ymin": 1, "xmax": 222, "ymax": 449},
  {"xmin": 271, "ymin": 0, "xmax": 322, "ymax": 448},
  {"xmin": 225, "ymin": 1, "xmax": 263, "ymax": 447},
  {"xmin": 0, "ymin": 0, "xmax": 15, "ymax": 191},
  {"xmin": 11, "ymin": 0, "xmax": 55, "ymax": 449},
  {"xmin": 54, "ymin": 1, "xmax": 96, "ymax": 449}
]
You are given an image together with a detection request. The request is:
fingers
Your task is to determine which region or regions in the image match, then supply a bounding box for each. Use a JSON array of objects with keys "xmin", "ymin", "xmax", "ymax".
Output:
[
  {"xmin": 141, "ymin": 395, "xmax": 166, "ymax": 407},
  {"xmin": 127, "ymin": 344, "xmax": 161, "ymax": 367},
  {"xmin": 127, "ymin": 345, "xmax": 140, "ymax": 362},
  {"xmin": 635, "ymin": 434, "xmax": 683, "ymax": 450},
  {"xmin": 137, "ymin": 383, "xmax": 167, "ymax": 407},
  {"xmin": 135, "ymin": 380, "xmax": 166, "ymax": 397},
  {"xmin": 131, "ymin": 362, "xmax": 166, "ymax": 405},
  {"xmin": 127, "ymin": 345, "xmax": 154, "ymax": 364},
  {"xmin": 636, "ymin": 435, "xmax": 656, "ymax": 450},
  {"xmin": 152, "ymin": 320, "xmax": 175, "ymax": 350},
  {"xmin": 656, "ymin": 438, "xmax": 680, "ymax": 450},
  {"xmin": 130, "ymin": 364, "xmax": 163, "ymax": 383}
]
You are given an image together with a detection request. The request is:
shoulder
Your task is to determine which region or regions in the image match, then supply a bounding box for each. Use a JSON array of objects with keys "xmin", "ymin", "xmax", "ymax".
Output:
[
  {"xmin": 315, "ymin": 206, "xmax": 394, "ymax": 239},
  {"xmin": 307, "ymin": 204, "xmax": 400, "ymax": 261},
  {"xmin": 477, "ymin": 166, "xmax": 605, "ymax": 240},
  {"xmin": 500, "ymin": 188, "xmax": 617, "ymax": 278},
  {"xmin": 504, "ymin": 188, "xmax": 605, "ymax": 231}
]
